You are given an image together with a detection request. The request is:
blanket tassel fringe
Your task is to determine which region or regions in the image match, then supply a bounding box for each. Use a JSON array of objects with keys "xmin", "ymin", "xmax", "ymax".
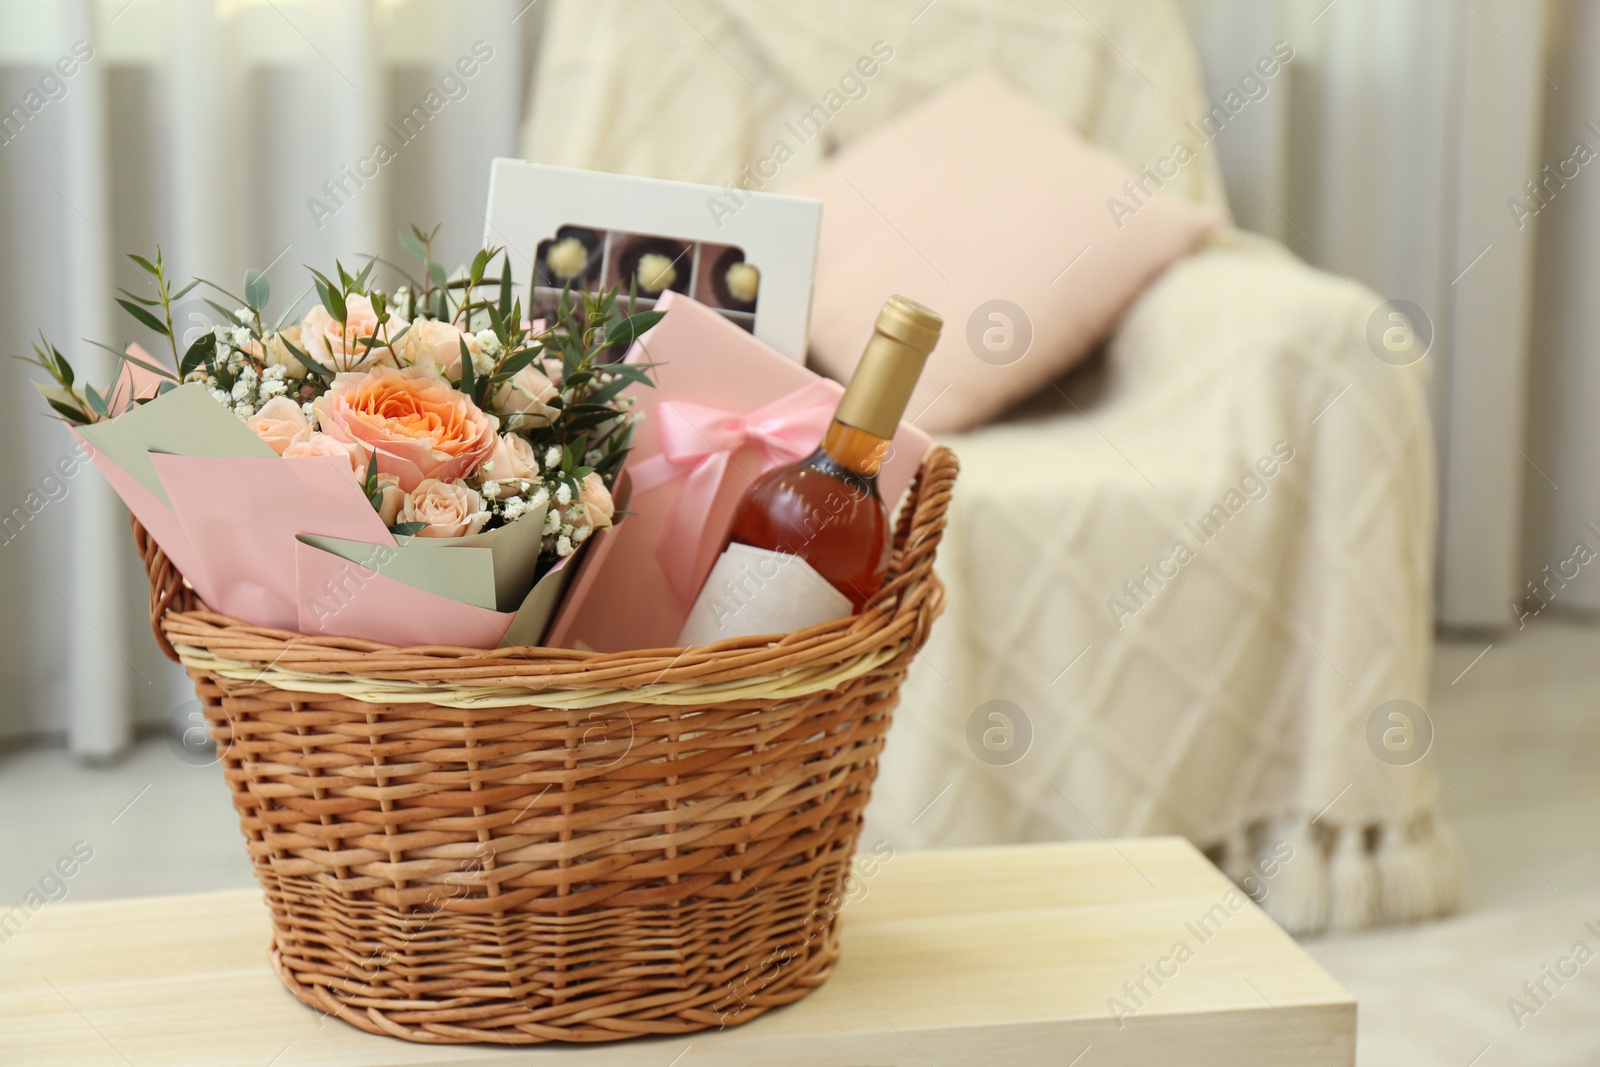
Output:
[{"xmin": 1212, "ymin": 813, "xmax": 1461, "ymax": 936}]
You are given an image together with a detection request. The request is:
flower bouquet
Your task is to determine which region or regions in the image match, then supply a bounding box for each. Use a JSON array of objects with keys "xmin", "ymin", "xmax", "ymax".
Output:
[{"xmin": 26, "ymin": 226, "xmax": 658, "ymax": 647}]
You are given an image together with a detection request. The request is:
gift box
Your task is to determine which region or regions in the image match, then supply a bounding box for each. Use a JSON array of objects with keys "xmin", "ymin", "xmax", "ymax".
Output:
[{"xmin": 545, "ymin": 292, "xmax": 932, "ymax": 652}]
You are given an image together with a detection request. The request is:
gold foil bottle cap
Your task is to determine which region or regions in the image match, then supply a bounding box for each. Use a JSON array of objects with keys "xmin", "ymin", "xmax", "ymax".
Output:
[
  {"xmin": 833, "ymin": 295, "xmax": 944, "ymax": 441},
  {"xmin": 876, "ymin": 295, "xmax": 943, "ymax": 351}
]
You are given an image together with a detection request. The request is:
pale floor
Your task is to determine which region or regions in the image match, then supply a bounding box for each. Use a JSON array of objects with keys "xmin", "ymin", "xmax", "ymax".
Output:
[{"xmin": 2, "ymin": 618, "xmax": 1597, "ymax": 1065}]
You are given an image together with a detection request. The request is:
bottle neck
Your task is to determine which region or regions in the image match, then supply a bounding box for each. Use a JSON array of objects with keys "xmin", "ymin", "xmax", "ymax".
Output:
[{"xmin": 817, "ymin": 419, "xmax": 891, "ymax": 480}]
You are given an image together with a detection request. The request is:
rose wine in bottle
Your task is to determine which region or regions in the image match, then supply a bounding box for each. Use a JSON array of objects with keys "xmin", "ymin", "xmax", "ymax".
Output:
[{"xmin": 676, "ymin": 296, "xmax": 942, "ymax": 645}]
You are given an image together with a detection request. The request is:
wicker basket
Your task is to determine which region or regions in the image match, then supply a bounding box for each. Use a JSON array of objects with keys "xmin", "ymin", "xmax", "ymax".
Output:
[{"xmin": 136, "ymin": 447, "xmax": 958, "ymax": 1045}]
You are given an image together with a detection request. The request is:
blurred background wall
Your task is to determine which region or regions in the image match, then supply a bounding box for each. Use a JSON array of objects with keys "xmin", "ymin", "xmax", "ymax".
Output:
[{"xmin": 0, "ymin": 0, "xmax": 1590, "ymax": 754}]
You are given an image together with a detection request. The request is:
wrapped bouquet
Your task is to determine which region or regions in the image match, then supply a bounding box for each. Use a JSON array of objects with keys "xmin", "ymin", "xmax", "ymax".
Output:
[{"xmin": 26, "ymin": 227, "xmax": 658, "ymax": 647}]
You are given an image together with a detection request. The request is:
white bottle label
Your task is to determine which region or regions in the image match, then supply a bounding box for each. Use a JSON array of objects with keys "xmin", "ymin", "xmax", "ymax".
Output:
[{"xmin": 677, "ymin": 542, "xmax": 854, "ymax": 646}]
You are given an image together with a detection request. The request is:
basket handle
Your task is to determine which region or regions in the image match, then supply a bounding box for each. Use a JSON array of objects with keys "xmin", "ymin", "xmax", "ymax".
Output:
[{"xmin": 875, "ymin": 445, "xmax": 960, "ymax": 630}]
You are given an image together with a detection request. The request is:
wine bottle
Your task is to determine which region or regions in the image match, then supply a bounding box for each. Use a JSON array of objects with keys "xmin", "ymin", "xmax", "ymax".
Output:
[{"xmin": 677, "ymin": 296, "xmax": 942, "ymax": 645}]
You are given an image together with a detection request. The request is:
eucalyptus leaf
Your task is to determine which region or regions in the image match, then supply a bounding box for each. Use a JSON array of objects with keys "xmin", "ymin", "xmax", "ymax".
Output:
[
  {"xmin": 458, "ymin": 336, "xmax": 475, "ymax": 399},
  {"xmin": 117, "ymin": 298, "xmax": 171, "ymax": 337},
  {"xmin": 180, "ymin": 333, "xmax": 217, "ymax": 378},
  {"xmin": 119, "ymin": 348, "xmax": 182, "ymax": 382},
  {"xmin": 244, "ymin": 268, "xmax": 269, "ymax": 312},
  {"xmin": 391, "ymin": 522, "xmax": 428, "ymax": 537},
  {"xmin": 127, "ymin": 252, "xmax": 160, "ymax": 277},
  {"xmin": 399, "ymin": 228, "xmax": 426, "ymax": 261},
  {"xmin": 45, "ymin": 396, "xmax": 91, "ymax": 424}
]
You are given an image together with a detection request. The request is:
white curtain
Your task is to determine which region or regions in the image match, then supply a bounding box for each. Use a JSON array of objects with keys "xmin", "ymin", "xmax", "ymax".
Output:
[
  {"xmin": 1176, "ymin": 0, "xmax": 1590, "ymax": 629},
  {"xmin": 0, "ymin": 0, "xmax": 538, "ymax": 753}
]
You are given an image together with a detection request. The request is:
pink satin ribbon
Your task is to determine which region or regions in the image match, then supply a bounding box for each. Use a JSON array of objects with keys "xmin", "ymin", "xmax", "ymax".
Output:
[{"xmin": 629, "ymin": 386, "xmax": 838, "ymax": 602}]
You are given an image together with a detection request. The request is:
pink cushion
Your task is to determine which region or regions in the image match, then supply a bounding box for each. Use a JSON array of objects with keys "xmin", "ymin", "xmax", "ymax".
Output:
[{"xmin": 793, "ymin": 72, "xmax": 1220, "ymax": 433}]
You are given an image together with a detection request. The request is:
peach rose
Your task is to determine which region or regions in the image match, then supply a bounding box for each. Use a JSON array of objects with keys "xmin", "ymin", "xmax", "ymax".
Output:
[
  {"xmin": 282, "ymin": 430, "xmax": 368, "ymax": 477},
  {"xmin": 246, "ymin": 396, "xmax": 309, "ymax": 455},
  {"xmin": 314, "ymin": 366, "xmax": 498, "ymax": 491},
  {"xmin": 399, "ymin": 478, "xmax": 487, "ymax": 538},
  {"xmin": 493, "ymin": 361, "xmax": 559, "ymax": 428},
  {"xmin": 570, "ymin": 472, "xmax": 614, "ymax": 530},
  {"xmin": 373, "ymin": 473, "xmax": 404, "ymax": 526},
  {"xmin": 301, "ymin": 294, "xmax": 405, "ymax": 372},
  {"xmin": 484, "ymin": 432, "xmax": 541, "ymax": 484},
  {"xmin": 401, "ymin": 317, "xmax": 479, "ymax": 379}
]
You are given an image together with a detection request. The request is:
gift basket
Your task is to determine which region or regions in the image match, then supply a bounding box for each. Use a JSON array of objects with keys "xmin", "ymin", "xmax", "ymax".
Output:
[{"xmin": 29, "ymin": 167, "xmax": 958, "ymax": 1044}]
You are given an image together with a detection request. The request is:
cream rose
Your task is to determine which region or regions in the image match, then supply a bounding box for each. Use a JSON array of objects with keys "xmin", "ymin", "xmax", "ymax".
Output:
[
  {"xmin": 399, "ymin": 478, "xmax": 487, "ymax": 538},
  {"xmin": 374, "ymin": 473, "xmax": 404, "ymax": 526},
  {"xmin": 245, "ymin": 396, "xmax": 309, "ymax": 455},
  {"xmin": 301, "ymin": 294, "xmax": 405, "ymax": 372},
  {"xmin": 260, "ymin": 325, "xmax": 309, "ymax": 380},
  {"xmin": 401, "ymin": 317, "xmax": 479, "ymax": 379},
  {"xmin": 493, "ymin": 361, "xmax": 560, "ymax": 428},
  {"xmin": 484, "ymin": 432, "xmax": 541, "ymax": 485}
]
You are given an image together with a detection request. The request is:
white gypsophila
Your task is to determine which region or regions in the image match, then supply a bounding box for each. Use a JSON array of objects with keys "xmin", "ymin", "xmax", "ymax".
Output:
[
  {"xmin": 527, "ymin": 486, "xmax": 550, "ymax": 510},
  {"xmin": 502, "ymin": 498, "xmax": 526, "ymax": 520},
  {"xmin": 210, "ymin": 388, "xmax": 230, "ymax": 406},
  {"xmin": 263, "ymin": 363, "xmax": 286, "ymax": 381},
  {"xmin": 233, "ymin": 308, "xmax": 252, "ymax": 323},
  {"xmin": 231, "ymin": 327, "xmax": 251, "ymax": 348},
  {"xmin": 479, "ymin": 459, "xmax": 494, "ymax": 476},
  {"xmin": 583, "ymin": 450, "xmax": 601, "ymax": 466},
  {"xmin": 481, "ymin": 482, "xmax": 500, "ymax": 500},
  {"xmin": 472, "ymin": 350, "xmax": 494, "ymax": 377},
  {"xmin": 543, "ymin": 509, "xmax": 561, "ymax": 534},
  {"xmin": 544, "ymin": 446, "xmax": 560, "ymax": 468},
  {"xmin": 257, "ymin": 378, "xmax": 288, "ymax": 402},
  {"xmin": 230, "ymin": 378, "xmax": 251, "ymax": 402},
  {"xmin": 555, "ymin": 482, "xmax": 572, "ymax": 506},
  {"xmin": 572, "ymin": 524, "xmax": 591, "ymax": 544},
  {"xmin": 232, "ymin": 400, "xmax": 255, "ymax": 418},
  {"xmin": 474, "ymin": 329, "xmax": 501, "ymax": 356},
  {"xmin": 212, "ymin": 325, "xmax": 228, "ymax": 342},
  {"xmin": 555, "ymin": 535, "xmax": 573, "ymax": 557},
  {"xmin": 301, "ymin": 401, "xmax": 315, "ymax": 420}
]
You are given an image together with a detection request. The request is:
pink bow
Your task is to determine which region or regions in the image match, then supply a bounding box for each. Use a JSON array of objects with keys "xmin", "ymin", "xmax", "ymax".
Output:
[{"xmin": 629, "ymin": 384, "xmax": 839, "ymax": 602}]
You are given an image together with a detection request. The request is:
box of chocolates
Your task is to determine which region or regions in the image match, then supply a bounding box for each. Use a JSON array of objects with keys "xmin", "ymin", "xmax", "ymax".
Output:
[{"xmin": 485, "ymin": 160, "xmax": 821, "ymax": 361}]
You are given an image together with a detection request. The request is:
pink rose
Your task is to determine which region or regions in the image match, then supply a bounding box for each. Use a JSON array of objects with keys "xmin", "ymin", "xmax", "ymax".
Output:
[
  {"xmin": 314, "ymin": 366, "xmax": 498, "ymax": 491},
  {"xmin": 485, "ymin": 432, "xmax": 541, "ymax": 484},
  {"xmin": 301, "ymin": 294, "xmax": 406, "ymax": 372},
  {"xmin": 492, "ymin": 361, "xmax": 559, "ymax": 429},
  {"xmin": 402, "ymin": 318, "xmax": 478, "ymax": 379},
  {"xmin": 246, "ymin": 396, "xmax": 308, "ymax": 455},
  {"xmin": 399, "ymin": 478, "xmax": 487, "ymax": 538},
  {"xmin": 282, "ymin": 430, "xmax": 368, "ymax": 477}
]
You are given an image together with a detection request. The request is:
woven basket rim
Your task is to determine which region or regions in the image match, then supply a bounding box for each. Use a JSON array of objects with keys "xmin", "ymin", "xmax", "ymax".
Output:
[{"xmin": 136, "ymin": 446, "xmax": 960, "ymax": 700}]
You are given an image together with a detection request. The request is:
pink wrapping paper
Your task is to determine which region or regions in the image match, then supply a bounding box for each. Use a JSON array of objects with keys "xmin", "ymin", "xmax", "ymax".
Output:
[
  {"xmin": 294, "ymin": 539, "xmax": 513, "ymax": 647},
  {"xmin": 151, "ymin": 453, "xmax": 396, "ymax": 632},
  {"xmin": 544, "ymin": 292, "xmax": 932, "ymax": 652}
]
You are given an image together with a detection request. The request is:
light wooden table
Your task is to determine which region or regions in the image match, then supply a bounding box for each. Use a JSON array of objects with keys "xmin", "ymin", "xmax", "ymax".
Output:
[{"xmin": 0, "ymin": 838, "xmax": 1355, "ymax": 1066}]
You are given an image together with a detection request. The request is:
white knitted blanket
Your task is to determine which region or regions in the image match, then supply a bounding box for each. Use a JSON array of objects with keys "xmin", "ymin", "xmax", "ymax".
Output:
[{"xmin": 522, "ymin": 0, "xmax": 1461, "ymax": 933}]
